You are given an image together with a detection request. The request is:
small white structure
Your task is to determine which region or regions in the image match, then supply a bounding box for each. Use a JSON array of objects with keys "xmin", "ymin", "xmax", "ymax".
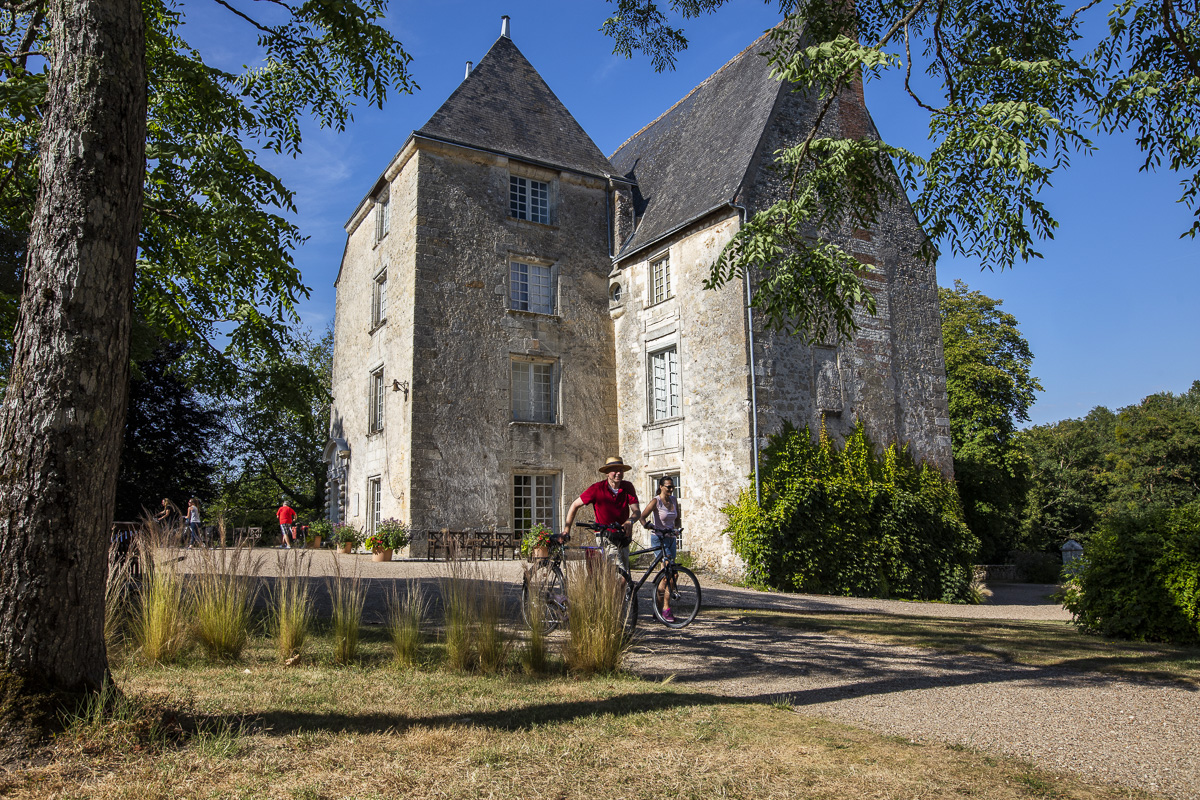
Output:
[{"xmin": 1061, "ymin": 539, "xmax": 1084, "ymax": 564}]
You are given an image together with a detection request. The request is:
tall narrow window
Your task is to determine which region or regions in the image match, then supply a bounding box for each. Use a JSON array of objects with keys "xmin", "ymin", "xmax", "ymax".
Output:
[
  {"xmin": 511, "ymin": 358, "xmax": 555, "ymax": 423},
  {"xmin": 510, "ymin": 260, "xmax": 554, "ymax": 314},
  {"xmin": 374, "ymin": 194, "xmax": 390, "ymax": 242},
  {"xmin": 513, "ymin": 474, "xmax": 556, "ymax": 533},
  {"xmin": 372, "ymin": 269, "xmax": 388, "ymax": 328},
  {"xmin": 649, "ymin": 346, "xmax": 681, "ymax": 421},
  {"xmin": 650, "ymin": 254, "xmax": 671, "ymax": 304},
  {"xmin": 509, "ymin": 176, "xmax": 549, "ymax": 224},
  {"xmin": 369, "ymin": 369, "xmax": 385, "ymax": 433},
  {"xmin": 367, "ymin": 477, "xmax": 382, "ymax": 534}
]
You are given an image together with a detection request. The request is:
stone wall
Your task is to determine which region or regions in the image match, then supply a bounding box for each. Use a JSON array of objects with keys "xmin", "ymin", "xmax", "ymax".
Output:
[{"xmin": 404, "ymin": 141, "xmax": 618, "ymax": 550}]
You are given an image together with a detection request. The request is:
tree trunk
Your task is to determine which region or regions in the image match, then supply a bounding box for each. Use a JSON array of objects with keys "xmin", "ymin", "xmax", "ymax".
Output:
[{"xmin": 0, "ymin": 0, "xmax": 146, "ymax": 737}]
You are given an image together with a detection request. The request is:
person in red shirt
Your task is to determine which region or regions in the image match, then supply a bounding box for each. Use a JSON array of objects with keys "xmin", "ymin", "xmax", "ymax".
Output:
[
  {"xmin": 277, "ymin": 501, "xmax": 297, "ymax": 549},
  {"xmin": 563, "ymin": 457, "xmax": 640, "ymax": 570}
]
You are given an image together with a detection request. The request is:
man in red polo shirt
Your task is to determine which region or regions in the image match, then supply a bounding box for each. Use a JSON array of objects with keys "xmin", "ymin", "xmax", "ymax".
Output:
[
  {"xmin": 277, "ymin": 500, "xmax": 297, "ymax": 549},
  {"xmin": 562, "ymin": 456, "xmax": 640, "ymax": 570}
]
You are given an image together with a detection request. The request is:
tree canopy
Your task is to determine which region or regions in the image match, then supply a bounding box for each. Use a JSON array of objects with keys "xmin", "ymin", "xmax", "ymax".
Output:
[
  {"xmin": 605, "ymin": 0, "xmax": 1198, "ymax": 339},
  {"xmin": 1, "ymin": 0, "xmax": 416, "ymax": 381},
  {"xmin": 939, "ymin": 279, "xmax": 1042, "ymax": 561}
]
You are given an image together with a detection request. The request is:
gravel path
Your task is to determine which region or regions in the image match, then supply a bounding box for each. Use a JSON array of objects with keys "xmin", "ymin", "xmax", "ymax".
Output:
[{"xmin": 184, "ymin": 550, "xmax": 1197, "ymax": 798}]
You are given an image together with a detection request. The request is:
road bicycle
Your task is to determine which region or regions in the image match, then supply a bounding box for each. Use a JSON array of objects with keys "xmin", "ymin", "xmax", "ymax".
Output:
[{"xmin": 521, "ymin": 522, "xmax": 701, "ymax": 632}]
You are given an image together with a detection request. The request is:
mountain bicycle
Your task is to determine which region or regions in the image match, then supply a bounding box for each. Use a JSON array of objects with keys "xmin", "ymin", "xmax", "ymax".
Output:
[{"xmin": 624, "ymin": 525, "xmax": 701, "ymax": 629}]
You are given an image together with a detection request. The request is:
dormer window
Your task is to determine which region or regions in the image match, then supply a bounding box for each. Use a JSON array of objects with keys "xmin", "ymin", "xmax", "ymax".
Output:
[{"xmin": 510, "ymin": 176, "xmax": 549, "ymax": 224}]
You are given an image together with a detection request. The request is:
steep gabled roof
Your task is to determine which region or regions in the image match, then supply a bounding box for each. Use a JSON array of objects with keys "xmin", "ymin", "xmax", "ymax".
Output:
[
  {"xmin": 417, "ymin": 36, "xmax": 616, "ymax": 179},
  {"xmin": 610, "ymin": 32, "xmax": 784, "ymax": 259}
]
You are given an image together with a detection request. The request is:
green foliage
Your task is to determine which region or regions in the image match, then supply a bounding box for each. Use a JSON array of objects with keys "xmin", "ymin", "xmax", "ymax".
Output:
[
  {"xmin": 364, "ymin": 519, "xmax": 408, "ymax": 552},
  {"xmin": 940, "ymin": 280, "xmax": 1041, "ymax": 562},
  {"xmin": 519, "ymin": 523, "xmax": 555, "ymax": 559},
  {"xmin": 1018, "ymin": 408, "xmax": 1115, "ymax": 552},
  {"xmin": 1062, "ymin": 502, "xmax": 1200, "ymax": 645},
  {"xmin": 1018, "ymin": 382, "xmax": 1200, "ymax": 549},
  {"xmin": 604, "ymin": 0, "xmax": 1197, "ymax": 336},
  {"xmin": 726, "ymin": 422, "xmax": 978, "ymax": 602},
  {"xmin": 114, "ymin": 342, "xmax": 220, "ymax": 521}
]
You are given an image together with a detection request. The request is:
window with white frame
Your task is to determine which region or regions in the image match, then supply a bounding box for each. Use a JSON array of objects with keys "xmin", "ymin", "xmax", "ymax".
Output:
[
  {"xmin": 374, "ymin": 194, "xmax": 390, "ymax": 242},
  {"xmin": 650, "ymin": 254, "xmax": 671, "ymax": 304},
  {"xmin": 367, "ymin": 476, "xmax": 382, "ymax": 535},
  {"xmin": 371, "ymin": 268, "xmax": 388, "ymax": 328},
  {"xmin": 648, "ymin": 346, "xmax": 681, "ymax": 421},
  {"xmin": 510, "ymin": 260, "xmax": 554, "ymax": 314},
  {"xmin": 513, "ymin": 474, "xmax": 556, "ymax": 533},
  {"xmin": 509, "ymin": 175, "xmax": 550, "ymax": 224},
  {"xmin": 369, "ymin": 368, "xmax": 385, "ymax": 433},
  {"xmin": 511, "ymin": 358, "xmax": 556, "ymax": 423}
]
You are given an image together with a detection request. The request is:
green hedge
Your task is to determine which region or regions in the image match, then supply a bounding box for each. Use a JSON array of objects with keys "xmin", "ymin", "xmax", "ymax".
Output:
[
  {"xmin": 1061, "ymin": 502, "xmax": 1200, "ymax": 644},
  {"xmin": 727, "ymin": 423, "xmax": 979, "ymax": 602}
]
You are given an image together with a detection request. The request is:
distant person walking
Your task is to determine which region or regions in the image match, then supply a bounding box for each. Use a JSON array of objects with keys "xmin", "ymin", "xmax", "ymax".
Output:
[
  {"xmin": 156, "ymin": 498, "xmax": 181, "ymax": 545},
  {"xmin": 186, "ymin": 497, "xmax": 204, "ymax": 548},
  {"xmin": 277, "ymin": 501, "xmax": 297, "ymax": 549}
]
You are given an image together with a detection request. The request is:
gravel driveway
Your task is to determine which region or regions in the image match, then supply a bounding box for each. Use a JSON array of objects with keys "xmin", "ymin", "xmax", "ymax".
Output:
[{"xmin": 187, "ymin": 550, "xmax": 1198, "ymax": 798}]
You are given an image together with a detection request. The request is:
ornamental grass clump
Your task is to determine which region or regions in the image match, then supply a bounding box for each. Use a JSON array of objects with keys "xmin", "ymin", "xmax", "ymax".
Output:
[
  {"xmin": 440, "ymin": 559, "xmax": 479, "ymax": 671},
  {"xmin": 563, "ymin": 560, "xmax": 631, "ymax": 675},
  {"xmin": 191, "ymin": 540, "xmax": 262, "ymax": 661},
  {"xmin": 726, "ymin": 421, "xmax": 979, "ymax": 602},
  {"xmin": 520, "ymin": 571, "xmax": 551, "ymax": 674},
  {"xmin": 131, "ymin": 519, "xmax": 189, "ymax": 663},
  {"xmin": 329, "ymin": 554, "xmax": 367, "ymax": 665},
  {"xmin": 386, "ymin": 581, "xmax": 428, "ymax": 668},
  {"xmin": 105, "ymin": 536, "xmax": 138, "ymax": 666},
  {"xmin": 271, "ymin": 549, "xmax": 315, "ymax": 661},
  {"xmin": 476, "ymin": 568, "xmax": 511, "ymax": 674}
]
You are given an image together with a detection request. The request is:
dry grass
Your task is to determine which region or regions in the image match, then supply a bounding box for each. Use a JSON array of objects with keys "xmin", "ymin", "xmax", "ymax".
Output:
[
  {"xmin": 562, "ymin": 561, "xmax": 631, "ymax": 675},
  {"xmin": 270, "ymin": 550, "xmax": 314, "ymax": 662},
  {"xmin": 1, "ymin": 633, "xmax": 1167, "ymax": 800},
  {"xmin": 190, "ymin": 542, "xmax": 262, "ymax": 661},
  {"xmin": 715, "ymin": 609, "xmax": 1200, "ymax": 684},
  {"xmin": 520, "ymin": 568, "xmax": 551, "ymax": 674},
  {"xmin": 440, "ymin": 560, "xmax": 478, "ymax": 671}
]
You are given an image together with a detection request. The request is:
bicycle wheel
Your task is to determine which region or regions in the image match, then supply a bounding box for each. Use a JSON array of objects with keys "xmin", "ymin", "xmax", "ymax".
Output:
[
  {"xmin": 522, "ymin": 564, "xmax": 567, "ymax": 634},
  {"xmin": 651, "ymin": 564, "xmax": 701, "ymax": 628},
  {"xmin": 617, "ymin": 567, "xmax": 638, "ymax": 635}
]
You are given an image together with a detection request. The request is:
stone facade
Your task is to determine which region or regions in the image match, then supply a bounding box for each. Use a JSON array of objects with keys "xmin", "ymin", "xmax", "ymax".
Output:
[{"xmin": 327, "ymin": 25, "xmax": 952, "ymax": 573}]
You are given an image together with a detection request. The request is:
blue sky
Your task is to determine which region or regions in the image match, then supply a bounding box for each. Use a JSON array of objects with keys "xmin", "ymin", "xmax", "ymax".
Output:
[{"xmin": 182, "ymin": 0, "xmax": 1197, "ymax": 426}]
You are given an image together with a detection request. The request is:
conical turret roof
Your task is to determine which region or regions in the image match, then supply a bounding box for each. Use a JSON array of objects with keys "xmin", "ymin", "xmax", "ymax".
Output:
[{"xmin": 417, "ymin": 36, "xmax": 616, "ymax": 178}]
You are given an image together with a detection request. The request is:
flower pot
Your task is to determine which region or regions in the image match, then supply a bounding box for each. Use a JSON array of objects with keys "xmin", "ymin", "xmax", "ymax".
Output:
[
  {"xmin": 371, "ymin": 548, "xmax": 393, "ymax": 562},
  {"xmin": 337, "ymin": 542, "xmax": 353, "ymax": 554},
  {"xmin": 306, "ymin": 536, "xmax": 322, "ymax": 549},
  {"xmin": 531, "ymin": 546, "xmax": 549, "ymax": 559}
]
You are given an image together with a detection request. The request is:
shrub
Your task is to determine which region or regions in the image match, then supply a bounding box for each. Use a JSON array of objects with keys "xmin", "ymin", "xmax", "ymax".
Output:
[
  {"xmin": 726, "ymin": 422, "xmax": 979, "ymax": 602},
  {"xmin": 331, "ymin": 523, "xmax": 360, "ymax": 546},
  {"xmin": 1061, "ymin": 502, "xmax": 1200, "ymax": 644}
]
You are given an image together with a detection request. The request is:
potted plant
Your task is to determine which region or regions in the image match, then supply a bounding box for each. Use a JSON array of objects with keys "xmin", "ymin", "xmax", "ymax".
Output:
[
  {"xmin": 365, "ymin": 519, "xmax": 409, "ymax": 562},
  {"xmin": 521, "ymin": 523, "xmax": 554, "ymax": 560},
  {"xmin": 326, "ymin": 522, "xmax": 352, "ymax": 554},
  {"xmin": 308, "ymin": 519, "xmax": 332, "ymax": 549}
]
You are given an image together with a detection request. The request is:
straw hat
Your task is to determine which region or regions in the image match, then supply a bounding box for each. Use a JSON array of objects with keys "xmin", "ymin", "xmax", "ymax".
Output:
[{"xmin": 599, "ymin": 456, "xmax": 632, "ymax": 474}]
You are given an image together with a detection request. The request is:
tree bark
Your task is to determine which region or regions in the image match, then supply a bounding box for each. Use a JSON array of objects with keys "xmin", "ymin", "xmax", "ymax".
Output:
[{"xmin": 0, "ymin": 0, "xmax": 145, "ymax": 736}]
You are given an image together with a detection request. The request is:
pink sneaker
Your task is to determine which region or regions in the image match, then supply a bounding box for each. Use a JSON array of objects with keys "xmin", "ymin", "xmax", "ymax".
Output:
[{"xmin": 661, "ymin": 609, "xmax": 675, "ymax": 623}]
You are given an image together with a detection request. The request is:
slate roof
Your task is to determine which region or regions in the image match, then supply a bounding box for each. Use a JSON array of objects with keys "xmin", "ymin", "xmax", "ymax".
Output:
[
  {"xmin": 417, "ymin": 35, "xmax": 616, "ymax": 179},
  {"xmin": 610, "ymin": 33, "xmax": 784, "ymax": 259}
]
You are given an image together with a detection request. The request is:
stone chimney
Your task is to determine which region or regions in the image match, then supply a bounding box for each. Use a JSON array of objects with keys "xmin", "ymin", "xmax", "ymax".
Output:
[{"xmin": 501, "ymin": 15, "xmax": 510, "ymax": 38}]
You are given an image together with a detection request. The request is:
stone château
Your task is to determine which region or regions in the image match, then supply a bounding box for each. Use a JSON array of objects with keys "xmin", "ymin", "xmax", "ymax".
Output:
[{"xmin": 324, "ymin": 17, "xmax": 952, "ymax": 574}]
